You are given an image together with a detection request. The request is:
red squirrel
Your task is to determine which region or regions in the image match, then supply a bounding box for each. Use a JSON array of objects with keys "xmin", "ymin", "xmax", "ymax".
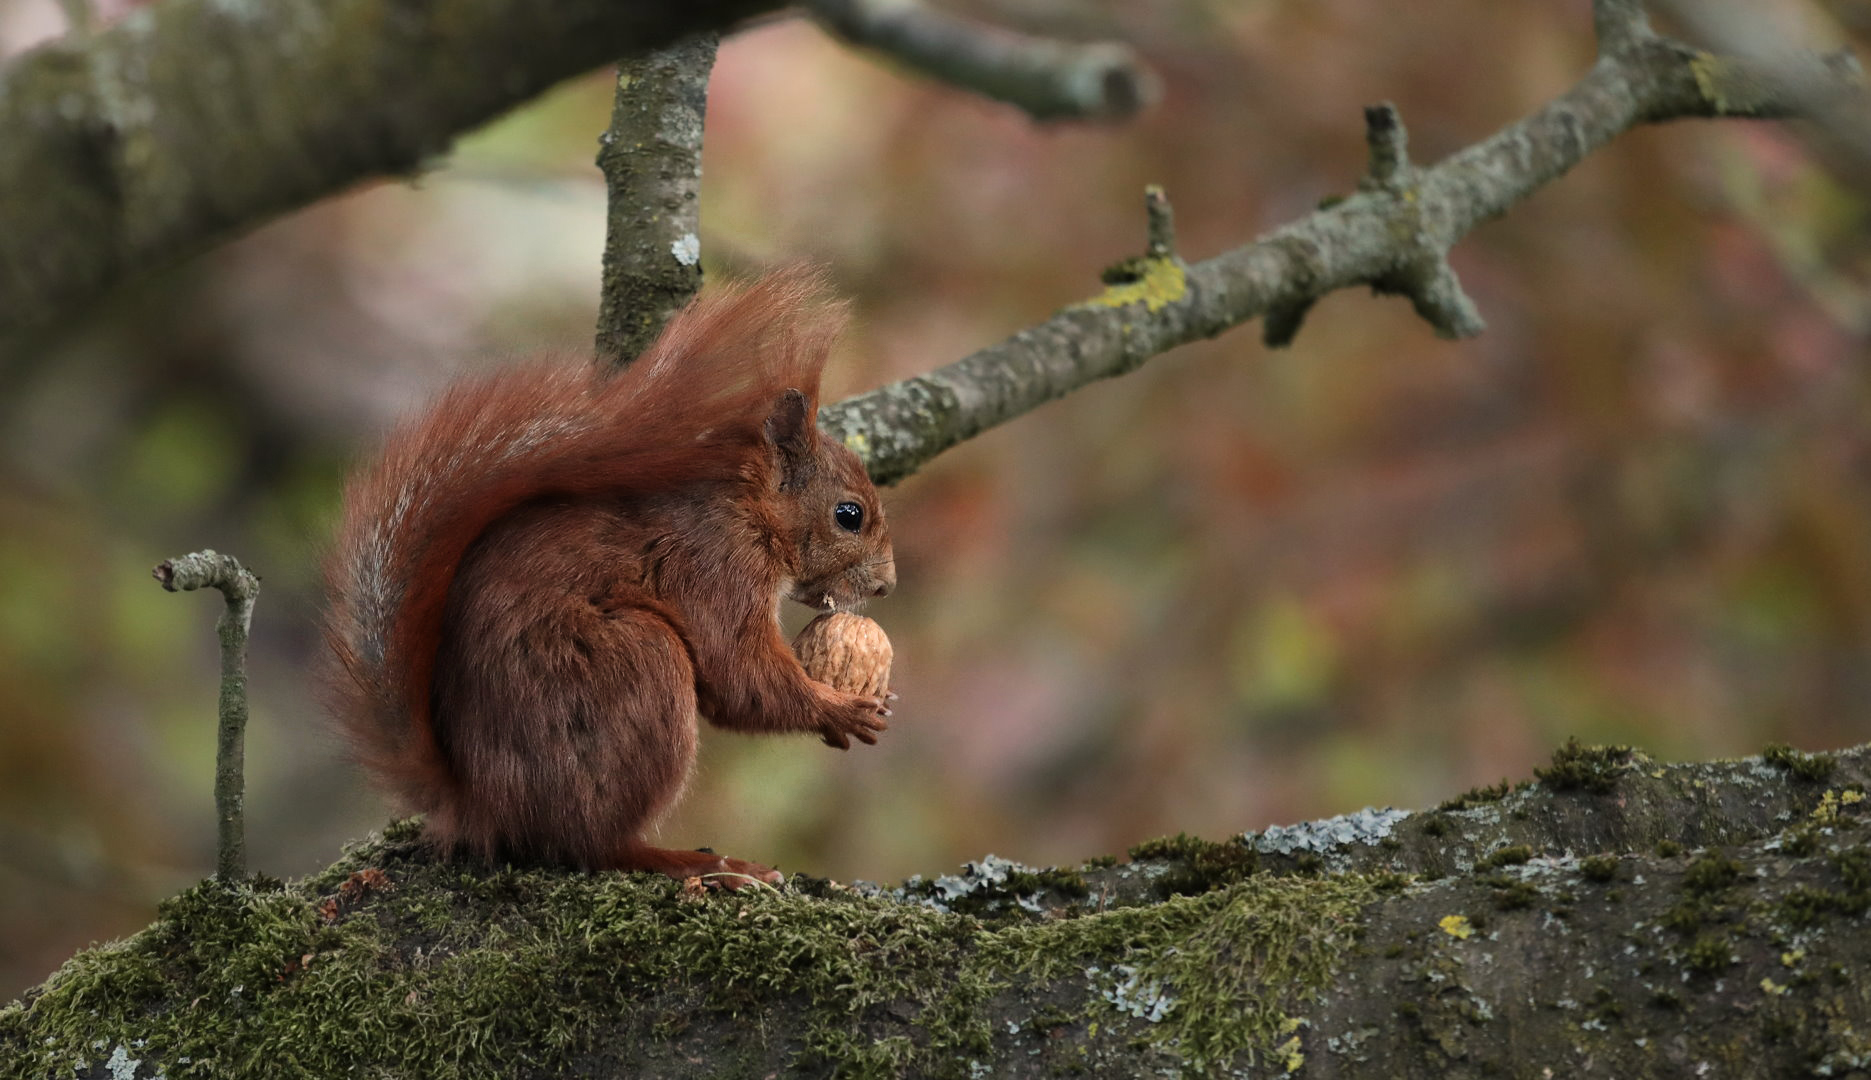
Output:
[{"xmin": 323, "ymin": 272, "xmax": 896, "ymax": 888}]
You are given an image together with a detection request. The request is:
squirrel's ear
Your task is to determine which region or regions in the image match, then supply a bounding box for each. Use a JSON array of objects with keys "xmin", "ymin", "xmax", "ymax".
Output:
[{"xmin": 765, "ymin": 388, "xmax": 816, "ymax": 490}]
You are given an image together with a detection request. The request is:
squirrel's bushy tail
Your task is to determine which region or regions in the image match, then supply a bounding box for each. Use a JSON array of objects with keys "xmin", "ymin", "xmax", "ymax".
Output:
[{"xmin": 323, "ymin": 271, "xmax": 846, "ymax": 817}]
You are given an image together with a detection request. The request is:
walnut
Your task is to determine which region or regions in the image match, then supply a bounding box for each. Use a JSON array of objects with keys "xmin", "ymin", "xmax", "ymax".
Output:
[{"xmin": 793, "ymin": 612, "xmax": 893, "ymax": 697}]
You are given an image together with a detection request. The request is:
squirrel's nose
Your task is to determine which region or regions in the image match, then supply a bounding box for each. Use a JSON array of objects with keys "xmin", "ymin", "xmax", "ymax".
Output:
[{"xmin": 872, "ymin": 561, "xmax": 896, "ymax": 598}]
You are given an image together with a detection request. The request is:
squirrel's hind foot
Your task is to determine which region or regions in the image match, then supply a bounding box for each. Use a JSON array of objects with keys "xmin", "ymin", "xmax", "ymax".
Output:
[
  {"xmin": 619, "ymin": 844, "xmax": 784, "ymax": 890},
  {"xmin": 700, "ymin": 857, "xmax": 786, "ymax": 891}
]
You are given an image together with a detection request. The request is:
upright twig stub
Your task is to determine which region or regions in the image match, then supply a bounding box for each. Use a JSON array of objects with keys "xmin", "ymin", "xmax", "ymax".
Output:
[
  {"xmin": 1360, "ymin": 102, "xmax": 1410, "ymax": 190},
  {"xmin": 595, "ymin": 34, "xmax": 719, "ymax": 367},
  {"xmin": 1143, "ymin": 184, "xmax": 1177, "ymax": 260},
  {"xmin": 153, "ymin": 549, "xmax": 259, "ymax": 883}
]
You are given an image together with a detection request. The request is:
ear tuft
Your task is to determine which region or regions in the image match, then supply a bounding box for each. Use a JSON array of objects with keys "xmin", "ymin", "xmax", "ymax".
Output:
[{"xmin": 766, "ymin": 388, "xmax": 816, "ymax": 490}]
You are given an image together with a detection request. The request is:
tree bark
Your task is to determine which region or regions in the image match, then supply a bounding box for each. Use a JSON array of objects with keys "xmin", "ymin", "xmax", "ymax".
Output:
[
  {"xmin": 593, "ymin": 35, "xmax": 716, "ymax": 367},
  {"xmin": 4, "ymin": 742, "xmax": 1868, "ymax": 1078},
  {"xmin": 0, "ymin": 0, "xmax": 771, "ymax": 345}
]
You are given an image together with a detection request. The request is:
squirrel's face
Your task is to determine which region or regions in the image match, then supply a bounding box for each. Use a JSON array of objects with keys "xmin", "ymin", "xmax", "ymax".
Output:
[
  {"xmin": 766, "ymin": 389, "xmax": 895, "ymax": 611},
  {"xmin": 786, "ymin": 439, "xmax": 895, "ymax": 611}
]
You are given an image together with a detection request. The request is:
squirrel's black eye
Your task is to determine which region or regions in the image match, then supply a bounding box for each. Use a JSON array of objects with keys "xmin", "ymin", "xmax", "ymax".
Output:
[{"xmin": 834, "ymin": 501, "xmax": 864, "ymax": 532}]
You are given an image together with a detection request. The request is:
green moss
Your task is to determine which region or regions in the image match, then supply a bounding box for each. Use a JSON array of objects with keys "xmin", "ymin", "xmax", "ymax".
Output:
[
  {"xmin": 1660, "ymin": 900, "xmax": 1711, "ymax": 934},
  {"xmin": 1657, "ymin": 850, "xmax": 1748, "ymax": 939},
  {"xmin": 1481, "ymin": 876, "xmax": 1541, "ymax": 911},
  {"xmin": 1656, "ymin": 840, "xmax": 1684, "ymax": 858},
  {"xmin": 1475, "ymin": 845, "xmax": 1533, "ymax": 871},
  {"xmin": 1580, "ymin": 855, "xmax": 1620, "ymax": 883},
  {"xmin": 1760, "ymin": 843, "xmax": 1871, "ymax": 930},
  {"xmin": 1830, "ymin": 847, "xmax": 1871, "ymax": 892},
  {"xmin": 1781, "ymin": 827, "xmax": 1821, "ymax": 857},
  {"xmin": 1127, "ymin": 833, "xmax": 1260, "ymax": 898},
  {"xmin": 1437, "ymin": 779, "xmax": 1515, "ymax": 813},
  {"xmin": 380, "ymin": 815, "xmax": 427, "ymax": 844},
  {"xmin": 1128, "ymin": 834, "xmax": 1219, "ymax": 862},
  {"xmin": 1777, "ymin": 885, "xmax": 1871, "ymax": 928},
  {"xmin": 1762, "ymin": 744, "xmax": 1837, "ymax": 783},
  {"xmin": 1682, "ymin": 852, "xmax": 1744, "ymax": 895},
  {"xmin": 1419, "ymin": 815, "xmax": 1451, "ymax": 838},
  {"xmin": 907, "ymin": 865, "xmax": 1092, "ymax": 918},
  {"xmin": 999, "ymin": 873, "xmax": 1384, "ymax": 1072},
  {"xmin": 3, "ymin": 828, "xmax": 1398, "ymax": 1078},
  {"xmin": 1082, "ymin": 855, "xmax": 1119, "ymax": 870},
  {"xmin": 1684, "ymin": 935, "xmax": 1735, "ymax": 975},
  {"xmin": 0, "ymin": 838, "xmax": 994, "ymax": 1079},
  {"xmin": 1534, "ymin": 738, "xmax": 1637, "ymax": 794}
]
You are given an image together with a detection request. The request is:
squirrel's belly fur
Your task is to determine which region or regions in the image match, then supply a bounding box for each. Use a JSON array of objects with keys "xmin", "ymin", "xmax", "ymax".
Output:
[{"xmin": 430, "ymin": 500, "xmax": 699, "ymax": 867}]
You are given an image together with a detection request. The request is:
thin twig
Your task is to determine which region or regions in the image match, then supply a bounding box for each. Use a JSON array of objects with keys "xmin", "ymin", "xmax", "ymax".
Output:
[
  {"xmin": 153, "ymin": 549, "xmax": 260, "ymax": 883},
  {"xmin": 1143, "ymin": 184, "xmax": 1176, "ymax": 259}
]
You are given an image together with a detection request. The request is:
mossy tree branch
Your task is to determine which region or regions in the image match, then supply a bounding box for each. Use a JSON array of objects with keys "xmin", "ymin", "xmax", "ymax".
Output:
[
  {"xmin": 152, "ymin": 549, "xmax": 260, "ymax": 884},
  {"xmin": 0, "ymin": 0, "xmax": 1159, "ymax": 350},
  {"xmin": 6, "ymin": 742, "xmax": 1870, "ymax": 1076},
  {"xmin": 0, "ymin": 0, "xmax": 774, "ymax": 345}
]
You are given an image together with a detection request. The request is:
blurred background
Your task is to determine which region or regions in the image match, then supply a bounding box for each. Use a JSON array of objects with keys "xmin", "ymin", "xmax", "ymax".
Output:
[{"xmin": 3, "ymin": 0, "xmax": 1869, "ymax": 997}]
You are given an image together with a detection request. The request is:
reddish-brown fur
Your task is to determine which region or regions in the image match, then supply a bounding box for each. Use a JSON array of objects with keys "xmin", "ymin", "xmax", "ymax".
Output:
[{"xmin": 323, "ymin": 272, "xmax": 896, "ymax": 886}]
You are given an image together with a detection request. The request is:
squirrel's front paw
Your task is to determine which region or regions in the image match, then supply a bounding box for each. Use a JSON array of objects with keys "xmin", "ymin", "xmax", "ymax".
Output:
[{"xmin": 819, "ymin": 692, "xmax": 890, "ymax": 750}]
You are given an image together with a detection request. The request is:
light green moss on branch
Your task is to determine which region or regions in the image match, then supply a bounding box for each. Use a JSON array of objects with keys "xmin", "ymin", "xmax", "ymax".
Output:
[{"xmin": 0, "ymin": 825, "xmax": 1394, "ymax": 1078}]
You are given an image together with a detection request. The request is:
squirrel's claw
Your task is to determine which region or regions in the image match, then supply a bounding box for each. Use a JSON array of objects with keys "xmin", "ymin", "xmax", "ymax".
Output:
[{"xmin": 820, "ymin": 692, "xmax": 888, "ymax": 750}]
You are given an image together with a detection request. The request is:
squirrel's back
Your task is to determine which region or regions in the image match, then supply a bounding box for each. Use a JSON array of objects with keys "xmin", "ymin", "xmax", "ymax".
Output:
[{"xmin": 323, "ymin": 272, "xmax": 846, "ymax": 817}]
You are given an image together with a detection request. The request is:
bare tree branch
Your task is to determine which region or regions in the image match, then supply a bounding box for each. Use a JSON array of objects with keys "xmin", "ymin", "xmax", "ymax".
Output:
[
  {"xmin": 805, "ymin": 0, "xmax": 1158, "ymax": 122},
  {"xmin": 594, "ymin": 35, "xmax": 717, "ymax": 366},
  {"xmin": 0, "ymin": 0, "xmax": 775, "ymax": 345},
  {"xmin": 1655, "ymin": 0, "xmax": 1871, "ymax": 185},
  {"xmin": 823, "ymin": 23, "xmax": 1862, "ymax": 486}
]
